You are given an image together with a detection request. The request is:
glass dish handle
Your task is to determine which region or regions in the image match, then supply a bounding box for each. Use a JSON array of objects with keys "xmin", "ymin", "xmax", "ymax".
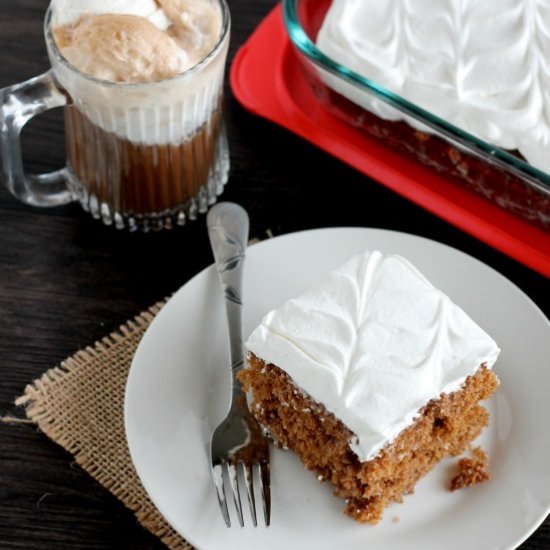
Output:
[{"xmin": 0, "ymin": 70, "xmax": 73, "ymax": 206}]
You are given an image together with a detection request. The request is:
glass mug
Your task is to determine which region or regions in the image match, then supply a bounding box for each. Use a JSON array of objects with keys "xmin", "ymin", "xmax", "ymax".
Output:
[{"xmin": 0, "ymin": 2, "xmax": 230, "ymax": 231}]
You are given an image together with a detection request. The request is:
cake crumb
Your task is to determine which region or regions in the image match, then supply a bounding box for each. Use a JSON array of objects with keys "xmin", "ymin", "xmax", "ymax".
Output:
[
  {"xmin": 450, "ymin": 447, "xmax": 490, "ymax": 491},
  {"xmin": 392, "ymin": 516, "xmax": 400, "ymax": 524}
]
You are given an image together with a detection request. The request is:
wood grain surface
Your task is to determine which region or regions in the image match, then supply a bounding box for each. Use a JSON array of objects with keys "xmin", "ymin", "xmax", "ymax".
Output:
[{"xmin": 0, "ymin": 1, "xmax": 548, "ymax": 548}]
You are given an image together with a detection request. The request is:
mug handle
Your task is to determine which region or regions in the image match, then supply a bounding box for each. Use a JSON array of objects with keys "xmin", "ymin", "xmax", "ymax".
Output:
[{"xmin": 0, "ymin": 70, "xmax": 73, "ymax": 206}]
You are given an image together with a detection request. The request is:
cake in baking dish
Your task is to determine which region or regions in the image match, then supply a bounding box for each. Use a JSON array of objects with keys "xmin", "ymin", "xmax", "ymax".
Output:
[
  {"xmin": 239, "ymin": 250, "xmax": 500, "ymax": 523},
  {"xmin": 312, "ymin": 0, "xmax": 550, "ymax": 229}
]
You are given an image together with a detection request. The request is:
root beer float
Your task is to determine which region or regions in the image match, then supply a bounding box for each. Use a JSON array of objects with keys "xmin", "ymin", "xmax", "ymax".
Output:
[{"xmin": 48, "ymin": 0, "xmax": 230, "ymax": 230}]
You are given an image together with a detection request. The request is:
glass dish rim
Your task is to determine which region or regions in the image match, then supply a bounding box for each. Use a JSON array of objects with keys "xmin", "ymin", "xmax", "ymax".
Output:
[{"xmin": 282, "ymin": 0, "xmax": 550, "ymax": 195}]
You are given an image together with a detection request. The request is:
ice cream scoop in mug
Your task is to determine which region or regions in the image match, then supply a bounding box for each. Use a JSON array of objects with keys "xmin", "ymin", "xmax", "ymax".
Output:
[{"xmin": 0, "ymin": 0, "xmax": 230, "ymax": 231}]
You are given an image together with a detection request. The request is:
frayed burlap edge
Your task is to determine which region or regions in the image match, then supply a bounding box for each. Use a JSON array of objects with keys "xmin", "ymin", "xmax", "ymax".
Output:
[{"xmin": 14, "ymin": 300, "xmax": 193, "ymax": 550}]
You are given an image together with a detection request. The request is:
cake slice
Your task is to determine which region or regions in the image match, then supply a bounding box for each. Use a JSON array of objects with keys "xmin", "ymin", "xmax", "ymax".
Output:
[{"xmin": 239, "ymin": 250, "xmax": 500, "ymax": 524}]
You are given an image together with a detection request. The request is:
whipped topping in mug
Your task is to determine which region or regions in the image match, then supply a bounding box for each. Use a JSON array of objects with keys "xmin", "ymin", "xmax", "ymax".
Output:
[
  {"xmin": 46, "ymin": 0, "xmax": 228, "ymax": 145},
  {"xmin": 52, "ymin": 0, "xmax": 222, "ymax": 83},
  {"xmin": 246, "ymin": 250, "xmax": 500, "ymax": 462},
  {"xmin": 317, "ymin": 0, "xmax": 550, "ymax": 173}
]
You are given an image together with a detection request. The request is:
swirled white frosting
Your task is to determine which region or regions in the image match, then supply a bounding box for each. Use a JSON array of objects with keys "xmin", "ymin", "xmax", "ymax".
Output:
[
  {"xmin": 316, "ymin": 0, "xmax": 550, "ymax": 173},
  {"xmin": 246, "ymin": 251, "xmax": 500, "ymax": 462}
]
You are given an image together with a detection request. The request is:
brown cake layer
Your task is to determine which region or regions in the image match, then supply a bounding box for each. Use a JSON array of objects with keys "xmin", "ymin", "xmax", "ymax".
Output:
[
  {"xmin": 239, "ymin": 354, "xmax": 499, "ymax": 524},
  {"xmin": 318, "ymin": 85, "xmax": 550, "ymax": 231}
]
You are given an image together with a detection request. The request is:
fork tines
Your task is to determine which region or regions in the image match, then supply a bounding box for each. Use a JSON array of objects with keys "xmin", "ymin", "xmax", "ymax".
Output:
[{"xmin": 213, "ymin": 459, "xmax": 270, "ymax": 527}]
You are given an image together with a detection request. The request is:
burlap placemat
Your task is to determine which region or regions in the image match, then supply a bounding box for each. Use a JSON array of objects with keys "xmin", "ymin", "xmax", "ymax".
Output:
[{"xmin": 12, "ymin": 300, "xmax": 192, "ymax": 550}]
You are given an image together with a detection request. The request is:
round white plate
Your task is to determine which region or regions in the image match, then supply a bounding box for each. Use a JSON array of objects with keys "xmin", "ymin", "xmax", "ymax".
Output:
[{"xmin": 125, "ymin": 228, "xmax": 550, "ymax": 550}]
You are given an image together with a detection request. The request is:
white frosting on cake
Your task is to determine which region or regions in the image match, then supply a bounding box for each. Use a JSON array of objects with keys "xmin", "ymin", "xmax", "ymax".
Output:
[
  {"xmin": 316, "ymin": 0, "xmax": 550, "ymax": 173},
  {"xmin": 246, "ymin": 251, "xmax": 500, "ymax": 462}
]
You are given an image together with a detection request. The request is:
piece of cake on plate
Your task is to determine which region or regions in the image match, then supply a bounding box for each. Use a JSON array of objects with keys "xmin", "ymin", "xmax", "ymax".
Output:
[{"xmin": 239, "ymin": 250, "xmax": 500, "ymax": 523}]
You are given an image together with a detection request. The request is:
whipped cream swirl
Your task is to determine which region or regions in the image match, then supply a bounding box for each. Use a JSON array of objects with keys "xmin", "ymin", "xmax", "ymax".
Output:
[
  {"xmin": 317, "ymin": 0, "xmax": 550, "ymax": 173},
  {"xmin": 246, "ymin": 251, "xmax": 500, "ymax": 462}
]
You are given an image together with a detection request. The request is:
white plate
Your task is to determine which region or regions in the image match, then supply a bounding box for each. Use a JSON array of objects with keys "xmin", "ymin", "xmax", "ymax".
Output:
[{"xmin": 125, "ymin": 228, "xmax": 550, "ymax": 550}]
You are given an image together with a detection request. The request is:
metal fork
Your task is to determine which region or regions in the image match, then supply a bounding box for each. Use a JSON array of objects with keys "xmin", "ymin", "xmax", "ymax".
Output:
[{"xmin": 207, "ymin": 202, "xmax": 271, "ymax": 528}]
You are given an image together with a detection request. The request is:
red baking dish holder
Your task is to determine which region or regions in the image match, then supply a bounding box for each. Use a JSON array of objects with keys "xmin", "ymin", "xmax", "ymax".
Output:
[{"xmin": 230, "ymin": 5, "xmax": 550, "ymax": 278}]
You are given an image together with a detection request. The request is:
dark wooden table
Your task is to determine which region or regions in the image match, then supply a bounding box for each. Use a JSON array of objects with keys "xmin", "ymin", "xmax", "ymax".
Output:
[{"xmin": 0, "ymin": 1, "xmax": 548, "ymax": 548}]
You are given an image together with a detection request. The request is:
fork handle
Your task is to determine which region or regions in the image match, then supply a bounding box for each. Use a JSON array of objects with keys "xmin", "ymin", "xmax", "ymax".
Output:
[{"xmin": 207, "ymin": 202, "xmax": 250, "ymax": 383}]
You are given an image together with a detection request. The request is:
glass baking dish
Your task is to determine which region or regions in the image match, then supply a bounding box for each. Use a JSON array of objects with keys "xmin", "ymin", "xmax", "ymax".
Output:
[{"xmin": 282, "ymin": 0, "xmax": 550, "ymax": 232}]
